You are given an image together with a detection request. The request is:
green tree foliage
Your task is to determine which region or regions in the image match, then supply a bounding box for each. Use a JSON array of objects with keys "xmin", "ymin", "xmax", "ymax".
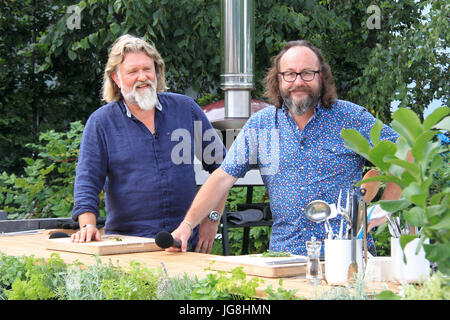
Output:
[
  {"xmin": 0, "ymin": 0, "xmax": 99, "ymax": 174},
  {"xmin": 348, "ymin": 0, "xmax": 449, "ymax": 122},
  {"xmin": 1, "ymin": 0, "xmax": 447, "ymax": 174},
  {"xmin": 0, "ymin": 121, "xmax": 88, "ymax": 219},
  {"xmin": 0, "ymin": 0, "xmax": 56, "ymax": 174},
  {"xmin": 0, "ymin": 1, "xmax": 448, "ymax": 230}
]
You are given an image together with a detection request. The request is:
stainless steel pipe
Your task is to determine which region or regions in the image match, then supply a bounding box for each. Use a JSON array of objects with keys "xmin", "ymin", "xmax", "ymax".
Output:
[{"xmin": 220, "ymin": 0, "xmax": 254, "ymax": 120}]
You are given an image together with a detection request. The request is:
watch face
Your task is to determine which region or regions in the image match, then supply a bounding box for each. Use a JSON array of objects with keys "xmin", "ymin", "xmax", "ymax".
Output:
[{"xmin": 209, "ymin": 211, "xmax": 221, "ymax": 221}]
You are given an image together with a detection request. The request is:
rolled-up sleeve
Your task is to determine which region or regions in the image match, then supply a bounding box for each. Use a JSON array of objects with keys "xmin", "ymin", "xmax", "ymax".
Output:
[{"xmin": 192, "ymin": 103, "xmax": 227, "ymax": 174}]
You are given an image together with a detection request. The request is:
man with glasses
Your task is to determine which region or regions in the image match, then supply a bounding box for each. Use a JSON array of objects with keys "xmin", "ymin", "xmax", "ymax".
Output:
[{"xmin": 170, "ymin": 40, "xmax": 400, "ymax": 256}]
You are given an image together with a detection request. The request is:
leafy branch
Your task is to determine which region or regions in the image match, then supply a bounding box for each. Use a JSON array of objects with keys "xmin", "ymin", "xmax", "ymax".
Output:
[{"xmin": 341, "ymin": 106, "xmax": 449, "ymax": 274}]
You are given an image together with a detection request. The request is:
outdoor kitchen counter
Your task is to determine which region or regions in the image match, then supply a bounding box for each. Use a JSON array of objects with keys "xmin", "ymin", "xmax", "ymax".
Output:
[{"xmin": 0, "ymin": 231, "xmax": 399, "ymax": 299}]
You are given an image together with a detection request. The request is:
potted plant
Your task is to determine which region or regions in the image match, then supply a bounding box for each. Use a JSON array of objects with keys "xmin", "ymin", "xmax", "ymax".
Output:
[{"xmin": 340, "ymin": 106, "xmax": 449, "ymax": 277}]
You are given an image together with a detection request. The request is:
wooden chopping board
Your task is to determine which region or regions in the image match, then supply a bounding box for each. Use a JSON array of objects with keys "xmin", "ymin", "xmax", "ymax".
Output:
[
  {"xmin": 208, "ymin": 254, "xmax": 320, "ymax": 278},
  {"xmin": 46, "ymin": 234, "xmax": 162, "ymax": 255}
]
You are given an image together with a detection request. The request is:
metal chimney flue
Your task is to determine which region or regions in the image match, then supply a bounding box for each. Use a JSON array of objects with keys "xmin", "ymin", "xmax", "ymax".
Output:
[{"xmin": 215, "ymin": 0, "xmax": 254, "ymax": 130}]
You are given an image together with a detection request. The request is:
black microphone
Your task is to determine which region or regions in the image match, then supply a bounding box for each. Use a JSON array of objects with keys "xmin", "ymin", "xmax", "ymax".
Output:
[
  {"xmin": 155, "ymin": 231, "xmax": 181, "ymax": 249},
  {"xmin": 153, "ymin": 132, "xmax": 158, "ymax": 139},
  {"xmin": 49, "ymin": 232, "xmax": 70, "ymax": 239}
]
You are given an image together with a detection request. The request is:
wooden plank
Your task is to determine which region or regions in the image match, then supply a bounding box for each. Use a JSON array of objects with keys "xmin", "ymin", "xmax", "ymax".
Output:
[
  {"xmin": 207, "ymin": 254, "xmax": 322, "ymax": 278},
  {"xmin": 46, "ymin": 234, "xmax": 162, "ymax": 255}
]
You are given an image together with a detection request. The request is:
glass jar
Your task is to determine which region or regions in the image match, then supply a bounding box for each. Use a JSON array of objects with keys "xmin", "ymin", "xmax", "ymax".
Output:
[{"xmin": 306, "ymin": 236, "xmax": 322, "ymax": 285}]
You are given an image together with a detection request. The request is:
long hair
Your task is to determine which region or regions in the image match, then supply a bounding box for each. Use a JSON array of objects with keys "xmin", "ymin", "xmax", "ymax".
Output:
[
  {"xmin": 263, "ymin": 40, "xmax": 337, "ymax": 109},
  {"xmin": 102, "ymin": 34, "xmax": 167, "ymax": 102}
]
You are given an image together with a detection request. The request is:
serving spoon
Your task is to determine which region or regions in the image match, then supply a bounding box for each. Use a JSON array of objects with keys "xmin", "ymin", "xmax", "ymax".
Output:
[{"xmin": 305, "ymin": 200, "xmax": 334, "ymax": 239}]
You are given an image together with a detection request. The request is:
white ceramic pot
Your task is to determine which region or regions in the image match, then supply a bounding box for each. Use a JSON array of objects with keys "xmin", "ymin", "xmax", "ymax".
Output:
[
  {"xmin": 364, "ymin": 257, "xmax": 393, "ymax": 282},
  {"xmin": 391, "ymin": 237, "xmax": 430, "ymax": 284},
  {"xmin": 324, "ymin": 239, "xmax": 363, "ymax": 285}
]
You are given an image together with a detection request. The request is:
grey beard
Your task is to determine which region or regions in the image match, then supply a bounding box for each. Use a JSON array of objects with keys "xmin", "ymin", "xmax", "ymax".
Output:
[
  {"xmin": 122, "ymin": 82, "xmax": 157, "ymax": 111},
  {"xmin": 283, "ymin": 93, "xmax": 319, "ymax": 116},
  {"xmin": 117, "ymin": 69, "xmax": 158, "ymax": 111}
]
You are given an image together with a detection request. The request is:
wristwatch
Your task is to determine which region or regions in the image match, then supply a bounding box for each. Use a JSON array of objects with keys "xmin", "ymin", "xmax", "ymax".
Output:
[
  {"xmin": 82, "ymin": 224, "xmax": 96, "ymax": 229},
  {"xmin": 208, "ymin": 211, "xmax": 221, "ymax": 222}
]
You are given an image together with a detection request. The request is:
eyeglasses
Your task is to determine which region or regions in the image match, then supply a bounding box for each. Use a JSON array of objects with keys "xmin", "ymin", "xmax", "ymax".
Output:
[{"xmin": 278, "ymin": 70, "xmax": 320, "ymax": 82}]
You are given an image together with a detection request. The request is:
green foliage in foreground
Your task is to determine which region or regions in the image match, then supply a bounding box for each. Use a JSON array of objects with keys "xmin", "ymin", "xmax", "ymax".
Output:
[
  {"xmin": 376, "ymin": 271, "xmax": 450, "ymax": 300},
  {"xmin": 0, "ymin": 252, "xmax": 299, "ymax": 300},
  {"xmin": 2, "ymin": 252, "xmax": 447, "ymax": 300}
]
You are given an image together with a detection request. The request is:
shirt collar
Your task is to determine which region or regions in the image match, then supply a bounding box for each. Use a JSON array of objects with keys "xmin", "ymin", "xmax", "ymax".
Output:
[{"xmin": 119, "ymin": 96, "xmax": 163, "ymax": 118}]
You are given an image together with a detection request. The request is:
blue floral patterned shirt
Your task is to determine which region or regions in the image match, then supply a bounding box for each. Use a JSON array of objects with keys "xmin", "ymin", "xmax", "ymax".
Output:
[{"xmin": 221, "ymin": 100, "xmax": 398, "ymax": 255}]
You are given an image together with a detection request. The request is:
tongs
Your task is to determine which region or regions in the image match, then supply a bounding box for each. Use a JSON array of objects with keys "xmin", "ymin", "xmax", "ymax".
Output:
[{"xmin": 358, "ymin": 188, "xmax": 368, "ymax": 270}]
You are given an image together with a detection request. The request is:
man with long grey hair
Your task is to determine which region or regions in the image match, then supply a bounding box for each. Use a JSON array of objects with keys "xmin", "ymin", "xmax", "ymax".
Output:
[
  {"xmin": 71, "ymin": 34, "xmax": 226, "ymax": 253},
  {"xmin": 170, "ymin": 40, "xmax": 402, "ymax": 256}
]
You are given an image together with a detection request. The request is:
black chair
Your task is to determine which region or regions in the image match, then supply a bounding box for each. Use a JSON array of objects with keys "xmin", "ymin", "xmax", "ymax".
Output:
[{"xmin": 221, "ymin": 201, "xmax": 273, "ymax": 256}]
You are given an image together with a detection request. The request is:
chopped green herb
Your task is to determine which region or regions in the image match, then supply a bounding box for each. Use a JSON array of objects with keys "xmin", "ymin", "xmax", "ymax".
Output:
[{"xmin": 261, "ymin": 250, "xmax": 291, "ymax": 257}]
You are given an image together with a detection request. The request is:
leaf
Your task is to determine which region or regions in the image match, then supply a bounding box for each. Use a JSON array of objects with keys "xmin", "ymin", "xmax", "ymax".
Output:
[
  {"xmin": 386, "ymin": 137, "xmax": 410, "ymax": 177},
  {"xmin": 386, "ymin": 159, "xmax": 420, "ymax": 181},
  {"xmin": 376, "ymin": 290, "xmax": 401, "ymax": 300},
  {"xmin": 375, "ymin": 222, "xmax": 387, "ymax": 236},
  {"xmin": 433, "ymin": 116, "xmax": 450, "ymax": 131},
  {"xmin": 80, "ymin": 38, "xmax": 89, "ymax": 50},
  {"xmin": 428, "ymin": 211, "xmax": 450, "ymax": 230},
  {"xmin": 174, "ymin": 29, "xmax": 184, "ymax": 37},
  {"xmin": 110, "ymin": 23, "xmax": 120, "ymax": 35},
  {"xmin": 391, "ymin": 108, "xmax": 423, "ymax": 141},
  {"xmin": 113, "ymin": 0, "xmax": 122, "ymax": 14},
  {"xmin": 394, "ymin": 136, "xmax": 410, "ymax": 160},
  {"xmin": 411, "ymin": 131, "xmax": 437, "ymax": 162},
  {"xmin": 378, "ymin": 199, "xmax": 411, "ymax": 212},
  {"xmin": 357, "ymin": 175, "xmax": 404, "ymax": 190},
  {"xmin": 424, "ymin": 242, "xmax": 450, "ymax": 267},
  {"xmin": 423, "ymin": 106, "xmax": 450, "ymax": 131},
  {"xmin": 369, "ymin": 120, "xmax": 383, "ymax": 146},
  {"xmin": 67, "ymin": 50, "xmax": 76, "ymax": 61},
  {"xmin": 428, "ymin": 154, "xmax": 444, "ymax": 176},
  {"xmin": 404, "ymin": 206, "xmax": 428, "ymax": 227},
  {"xmin": 23, "ymin": 158, "xmax": 35, "ymax": 166},
  {"xmin": 421, "ymin": 140, "xmax": 441, "ymax": 174},
  {"xmin": 399, "ymin": 234, "xmax": 418, "ymax": 251},
  {"xmin": 429, "ymin": 192, "xmax": 444, "ymax": 206},
  {"xmin": 358, "ymin": 175, "xmax": 384, "ymax": 186},
  {"xmin": 88, "ymin": 33, "xmax": 99, "ymax": 47},
  {"xmin": 341, "ymin": 129, "xmax": 370, "ymax": 158},
  {"xmin": 402, "ymin": 182, "xmax": 428, "ymax": 206},
  {"xmin": 368, "ymin": 140, "xmax": 397, "ymax": 172},
  {"xmin": 428, "ymin": 198, "xmax": 449, "ymax": 219}
]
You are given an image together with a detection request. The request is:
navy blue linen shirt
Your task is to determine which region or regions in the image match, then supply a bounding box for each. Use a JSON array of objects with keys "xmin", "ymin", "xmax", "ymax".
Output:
[
  {"xmin": 221, "ymin": 100, "xmax": 398, "ymax": 255},
  {"xmin": 72, "ymin": 92, "xmax": 225, "ymax": 246}
]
